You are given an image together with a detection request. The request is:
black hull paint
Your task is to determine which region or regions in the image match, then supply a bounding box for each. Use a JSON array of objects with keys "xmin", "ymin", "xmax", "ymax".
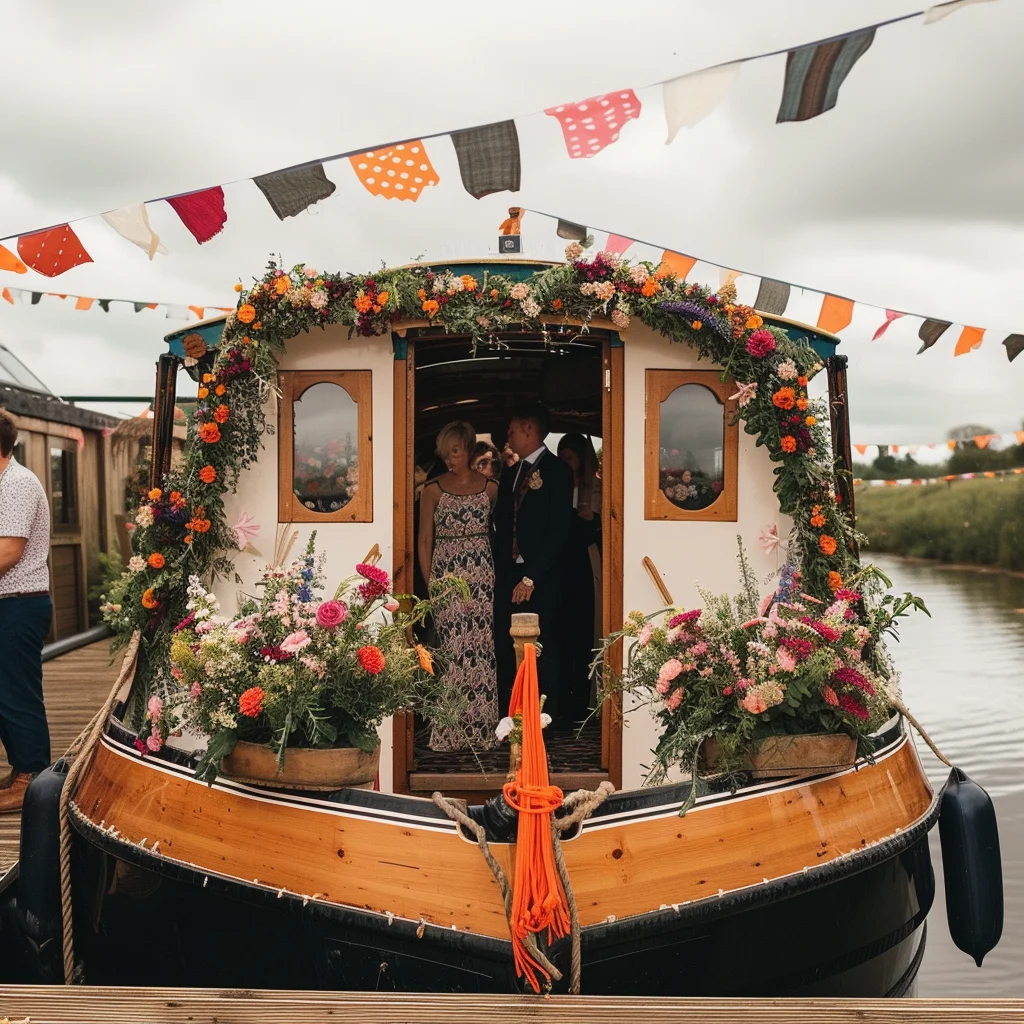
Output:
[{"xmin": 47, "ymin": 821, "xmax": 933, "ymax": 997}]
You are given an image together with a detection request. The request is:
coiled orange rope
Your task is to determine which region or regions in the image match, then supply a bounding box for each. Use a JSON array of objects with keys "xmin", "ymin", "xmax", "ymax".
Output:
[{"xmin": 502, "ymin": 643, "xmax": 570, "ymax": 993}]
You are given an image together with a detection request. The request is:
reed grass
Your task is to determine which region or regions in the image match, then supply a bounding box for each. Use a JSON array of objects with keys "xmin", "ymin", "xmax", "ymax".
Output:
[{"xmin": 856, "ymin": 476, "xmax": 1024, "ymax": 571}]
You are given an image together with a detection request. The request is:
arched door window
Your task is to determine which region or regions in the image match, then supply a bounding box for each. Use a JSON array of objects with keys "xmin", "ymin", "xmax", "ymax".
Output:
[
  {"xmin": 278, "ymin": 371, "xmax": 372, "ymax": 523},
  {"xmin": 645, "ymin": 371, "xmax": 738, "ymax": 521}
]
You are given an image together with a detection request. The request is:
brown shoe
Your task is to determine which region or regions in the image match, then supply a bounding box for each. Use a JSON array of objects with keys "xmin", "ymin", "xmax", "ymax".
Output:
[{"xmin": 0, "ymin": 773, "xmax": 32, "ymax": 814}]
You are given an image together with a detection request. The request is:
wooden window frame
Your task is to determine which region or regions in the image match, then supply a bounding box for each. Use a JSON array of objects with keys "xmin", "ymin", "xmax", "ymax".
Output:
[
  {"xmin": 277, "ymin": 370, "xmax": 373, "ymax": 524},
  {"xmin": 645, "ymin": 369, "xmax": 738, "ymax": 522},
  {"xmin": 47, "ymin": 435, "xmax": 81, "ymax": 534}
]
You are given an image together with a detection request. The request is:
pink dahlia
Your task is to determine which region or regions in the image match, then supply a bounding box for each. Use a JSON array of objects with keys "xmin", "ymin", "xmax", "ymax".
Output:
[
  {"xmin": 745, "ymin": 329, "xmax": 776, "ymax": 358},
  {"xmin": 839, "ymin": 693, "xmax": 869, "ymax": 720},
  {"xmin": 832, "ymin": 665, "xmax": 875, "ymax": 696},
  {"xmin": 280, "ymin": 629, "xmax": 312, "ymax": 655},
  {"xmin": 356, "ymin": 563, "xmax": 391, "ymax": 600},
  {"xmin": 667, "ymin": 609, "xmax": 701, "ymax": 628}
]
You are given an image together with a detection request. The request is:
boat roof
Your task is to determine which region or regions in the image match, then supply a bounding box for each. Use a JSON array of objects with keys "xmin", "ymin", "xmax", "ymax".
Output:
[{"xmin": 163, "ymin": 261, "xmax": 840, "ymax": 361}]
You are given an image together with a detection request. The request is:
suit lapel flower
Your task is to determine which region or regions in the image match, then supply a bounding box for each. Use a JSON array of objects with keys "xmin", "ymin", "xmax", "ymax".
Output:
[{"xmin": 527, "ymin": 469, "xmax": 543, "ymax": 490}]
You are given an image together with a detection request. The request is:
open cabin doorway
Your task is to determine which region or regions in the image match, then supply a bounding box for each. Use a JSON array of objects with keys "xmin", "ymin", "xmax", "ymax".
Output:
[{"xmin": 392, "ymin": 328, "xmax": 623, "ymax": 798}]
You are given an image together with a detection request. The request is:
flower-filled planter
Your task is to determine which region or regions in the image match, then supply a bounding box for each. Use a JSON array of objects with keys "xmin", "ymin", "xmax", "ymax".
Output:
[
  {"xmin": 598, "ymin": 541, "xmax": 928, "ymax": 794},
  {"xmin": 153, "ymin": 535, "xmax": 465, "ymax": 786}
]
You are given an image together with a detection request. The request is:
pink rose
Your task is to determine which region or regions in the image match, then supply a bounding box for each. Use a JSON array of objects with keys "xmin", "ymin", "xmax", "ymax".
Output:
[
  {"xmin": 146, "ymin": 732, "xmax": 163, "ymax": 752},
  {"xmin": 665, "ymin": 688, "xmax": 684, "ymax": 712},
  {"xmin": 656, "ymin": 658, "xmax": 683, "ymax": 688},
  {"xmin": 638, "ymin": 623, "xmax": 653, "ymax": 647},
  {"xmin": 315, "ymin": 600, "xmax": 348, "ymax": 630},
  {"xmin": 776, "ymin": 647, "xmax": 797, "ymax": 672},
  {"xmin": 280, "ymin": 629, "xmax": 312, "ymax": 654},
  {"xmin": 190, "ymin": 682, "xmax": 202, "ymax": 698},
  {"xmin": 741, "ymin": 691, "xmax": 768, "ymax": 714},
  {"xmin": 147, "ymin": 695, "xmax": 163, "ymax": 719}
]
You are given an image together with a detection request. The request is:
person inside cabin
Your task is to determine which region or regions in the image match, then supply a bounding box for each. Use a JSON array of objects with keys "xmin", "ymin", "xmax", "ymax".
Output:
[
  {"xmin": 493, "ymin": 402, "xmax": 574, "ymax": 728},
  {"xmin": 0, "ymin": 408, "xmax": 53, "ymax": 813},
  {"xmin": 470, "ymin": 441, "xmax": 500, "ymax": 481},
  {"xmin": 417, "ymin": 422, "xmax": 499, "ymax": 751},
  {"xmin": 557, "ymin": 433, "xmax": 602, "ymax": 725}
]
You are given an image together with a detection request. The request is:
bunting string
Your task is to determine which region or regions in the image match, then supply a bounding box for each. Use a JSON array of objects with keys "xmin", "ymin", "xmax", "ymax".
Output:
[
  {"xmin": 852, "ymin": 431, "xmax": 1024, "ymax": 457},
  {"xmin": 855, "ymin": 467, "xmax": 1024, "ymax": 487},
  {"xmin": 0, "ymin": 284, "xmax": 230, "ymax": 321}
]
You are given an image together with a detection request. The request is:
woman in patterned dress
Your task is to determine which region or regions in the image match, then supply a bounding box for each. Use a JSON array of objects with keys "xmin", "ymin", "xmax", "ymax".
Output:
[{"xmin": 417, "ymin": 422, "xmax": 499, "ymax": 751}]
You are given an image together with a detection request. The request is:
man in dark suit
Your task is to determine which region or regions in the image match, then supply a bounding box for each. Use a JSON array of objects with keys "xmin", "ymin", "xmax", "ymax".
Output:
[{"xmin": 493, "ymin": 403, "xmax": 574, "ymax": 726}]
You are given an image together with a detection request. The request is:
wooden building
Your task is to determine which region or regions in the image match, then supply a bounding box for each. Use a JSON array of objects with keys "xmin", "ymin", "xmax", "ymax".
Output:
[{"xmin": 0, "ymin": 341, "xmax": 123, "ymax": 640}]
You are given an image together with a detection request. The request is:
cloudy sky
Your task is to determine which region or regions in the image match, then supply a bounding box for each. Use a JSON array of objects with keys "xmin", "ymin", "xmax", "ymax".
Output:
[{"xmin": 0, "ymin": 0, "xmax": 1020, "ymax": 452}]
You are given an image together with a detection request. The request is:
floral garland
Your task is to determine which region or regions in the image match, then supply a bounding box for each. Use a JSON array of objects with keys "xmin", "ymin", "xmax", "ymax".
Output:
[{"xmin": 103, "ymin": 242, "xmax": 857, "ymax": 704}]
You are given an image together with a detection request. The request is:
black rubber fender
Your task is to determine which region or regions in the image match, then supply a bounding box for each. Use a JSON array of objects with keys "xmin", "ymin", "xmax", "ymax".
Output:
[{"xmin": 938, "ymin": 767, "xmax": 1003, "ymax": 966}]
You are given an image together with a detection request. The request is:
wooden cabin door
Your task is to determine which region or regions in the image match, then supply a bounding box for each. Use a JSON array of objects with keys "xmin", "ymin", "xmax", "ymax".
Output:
[{"xmin": 391, "ymin": 335, "xmax": 623, "ymax": 796}]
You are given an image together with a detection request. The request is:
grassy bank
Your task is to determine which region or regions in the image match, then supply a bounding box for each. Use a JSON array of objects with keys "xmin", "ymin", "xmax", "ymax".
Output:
[{"xmin": 855, "ymin": 476, "xmax": 1024, "ymax": 572}]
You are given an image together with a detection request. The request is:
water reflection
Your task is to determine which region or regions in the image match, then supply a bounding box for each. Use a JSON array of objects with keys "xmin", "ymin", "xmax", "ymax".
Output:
[{"xmin": 871, "ymin": 555, "xmax": 1024, "ymax": 996}]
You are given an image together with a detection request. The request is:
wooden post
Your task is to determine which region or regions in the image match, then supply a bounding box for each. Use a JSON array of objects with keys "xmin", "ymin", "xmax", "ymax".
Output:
[
  {"xmin": 150, "ymin": 354, "xmax": 178, "ymax": 489},
  {"xmin": 825, "ymin": 354, "xmax": 859, "ymax": 559},
  {"xmin": 507, "ymin": 613, "xmax": 540, "ymax": 781}
]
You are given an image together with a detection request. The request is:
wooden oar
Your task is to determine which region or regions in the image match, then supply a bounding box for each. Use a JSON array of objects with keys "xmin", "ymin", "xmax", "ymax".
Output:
[{"xmin": 642, "ymin": 556, "xmax": 674, "ymax": 606}]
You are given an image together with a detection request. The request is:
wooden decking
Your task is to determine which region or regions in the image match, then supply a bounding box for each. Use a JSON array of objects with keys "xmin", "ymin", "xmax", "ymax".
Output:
[
  {"xmin": 0, "ymin": 640, "xmax": 120, "ymax": 871},
  {"xmin": 0, "ymin": 988, "xmax": 1021, "ymax": 1023}
]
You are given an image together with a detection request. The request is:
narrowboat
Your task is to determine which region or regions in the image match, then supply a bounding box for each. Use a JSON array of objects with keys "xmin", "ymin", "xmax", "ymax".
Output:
[{"xmin": 0, "ymin": 253, "xmax": 995, "ymax": 997}]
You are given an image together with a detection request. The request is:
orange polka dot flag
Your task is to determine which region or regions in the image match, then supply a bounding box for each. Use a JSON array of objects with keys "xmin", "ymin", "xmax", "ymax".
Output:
[
  {"xmin": 349, "ymin": 141, "xmax": 439, "ymax": 201},
  {"xmin": 17, "ymin": 225, "xmax": 93, "ymax": 278},
  {"xmin": 544, "ymin": 89, "xmax": 642, "ymax": 159}
]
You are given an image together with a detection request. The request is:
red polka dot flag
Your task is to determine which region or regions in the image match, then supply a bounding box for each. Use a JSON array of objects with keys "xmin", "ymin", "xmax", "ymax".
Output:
[
  {"xmin": 544, "ymin": 89, "xmax": 642, "ymax": 159},
  {"xmin": 16, "ymin": 225, "xmax": 93, "ymax": 278}
]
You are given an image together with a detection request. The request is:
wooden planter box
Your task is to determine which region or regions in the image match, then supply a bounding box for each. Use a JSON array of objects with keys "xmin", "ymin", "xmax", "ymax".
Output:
[
  {"xmin": 705, "ymin": 733, "xmax": 858, "ymax": 780},
  {"xmin": 222, "ymin": 741, "xmax": 380, "ymax": 791}
]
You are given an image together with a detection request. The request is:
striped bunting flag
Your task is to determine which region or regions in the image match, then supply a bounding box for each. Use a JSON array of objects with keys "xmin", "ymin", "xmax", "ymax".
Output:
[{"xmin": 777, "ymin": 28, "xmax": 876, "ymax": 123}]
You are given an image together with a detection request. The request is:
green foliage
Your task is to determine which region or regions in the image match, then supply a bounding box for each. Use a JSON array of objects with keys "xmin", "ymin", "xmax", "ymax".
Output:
[{"xmin": 856, "ymin": 475, "xmax": 1024, "ymax": 571}]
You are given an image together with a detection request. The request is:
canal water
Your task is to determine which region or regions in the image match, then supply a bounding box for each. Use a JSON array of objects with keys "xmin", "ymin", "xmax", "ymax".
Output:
[{"xmin": 871, "ymin": 555, "xmax": 1023, "ymax": 997}]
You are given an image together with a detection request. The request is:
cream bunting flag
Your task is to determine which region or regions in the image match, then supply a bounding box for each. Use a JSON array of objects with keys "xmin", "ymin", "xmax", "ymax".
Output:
[
  {"xmin": 102, "ymin": 204, "xmax": 167, "ymax": 260},
  {"xmin": 923, "ymin": 0, "xmax": 999, "ymax": 24},
  {"xmin": 663, "ymin": 62, "xmax": 741, "ymax": 142}
]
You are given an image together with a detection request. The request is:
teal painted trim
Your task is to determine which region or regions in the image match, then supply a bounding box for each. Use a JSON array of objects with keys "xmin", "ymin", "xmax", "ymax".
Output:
[
  {"xmin": 763, "ymin": 316, "xmax": 839, "ymax": 362},
  {"xmin": 416, "ymin": 261, "xmax": 551, "ymax": 284},
  {"xmin": 392, "ymin": 336, "xmax": 408, "ymax": 360},
  {"xmin": 610, "ymin": 334, "xmax": 624, "ymax": 348},
  {"xmin": 163, "ymin": 318, "xmax": 227, "ymax": 359}
]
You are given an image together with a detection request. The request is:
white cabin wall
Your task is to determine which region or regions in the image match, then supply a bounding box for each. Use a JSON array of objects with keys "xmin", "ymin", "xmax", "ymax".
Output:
[
  {"xmin": 212, "ymin": 325, "xmax": 398, "ymax": 791},
  {"xmin": 619, "ymin": 324, "xmax": 793, "ymax": 790}
]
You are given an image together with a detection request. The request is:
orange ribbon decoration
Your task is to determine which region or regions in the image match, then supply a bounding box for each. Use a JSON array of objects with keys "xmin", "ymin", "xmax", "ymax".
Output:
[
  {"xmin": 502, "ymin": 643, "xmax": 569, "ymax": 993},
  {"xmin": 499, "ymin": 207, "xmax": 524, "ymax": 235}
]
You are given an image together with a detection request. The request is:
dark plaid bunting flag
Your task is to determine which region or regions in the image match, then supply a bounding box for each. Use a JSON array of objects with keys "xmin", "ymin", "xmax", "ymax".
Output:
[
  {"xmin": 754, "ymin": 278, "xmax": 791, "ymax": 314},
  {"xmin": 1002, "ymin": 334, "xmax": 1024, "ymax": 363},
  {"xmin": 449, "ymin": 120, "xmax": 521, "ymax": 199},
  {"xmin": 917, "ymin": 319, "xmax": 951, "ymax": 353},
  {"xmin": 556, "ymin": 219, "xmax": 587, "ymax": 241},
  {"xmin": 254, "ymin": 164, "xmax": 337, "ymax": 220}
]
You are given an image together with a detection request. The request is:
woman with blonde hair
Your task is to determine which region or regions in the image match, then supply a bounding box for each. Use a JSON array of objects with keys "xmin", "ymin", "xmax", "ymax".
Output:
[{"xmin": 417, "ymin": 421, "xmax": 499, "ymax": 750}]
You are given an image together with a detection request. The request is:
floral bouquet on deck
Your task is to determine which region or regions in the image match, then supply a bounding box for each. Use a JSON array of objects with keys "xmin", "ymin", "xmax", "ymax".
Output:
[
  {"xmin": 162, "ymin": 534, "xmax": 467, "ymax": 783},
  {"xmin": 596, "ymin": 540, "xmax": 928, "ymax": 789}
]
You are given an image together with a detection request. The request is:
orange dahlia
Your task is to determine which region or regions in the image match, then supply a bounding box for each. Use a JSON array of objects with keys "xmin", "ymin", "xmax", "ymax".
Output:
[
  {"xmin": 640, "ymin": 278, "xmax": 661, "ymax": 297},
  {"xmin": 199, "ymin": 422, "xmax": 221, "ymax": 443},
  {"xmin": 354, "ymin": 294, "xmax": 372, "ymax": 313},
  {"xmin": 772, "ymin": 387, "xmax": 796, "ymax": 410},
  {"xmin": 147, "ymin": 487, "xmax": 162, "ymax": 500},
  {"xmin": 147, "ymin": 552, "xmax": 165, "ymax": 569},
  {"xmin": 239, "ymin": 686, "xmax": 265, "ymax": 718},
  {"xmin": 199, "ymin": 465, "xmax": 217, "ymax": 484},
  {"xmin": 237, "ymin": 303, "xmax": 256, "ymax": 324},
  {"xmin": 198, "ymin": 387, "xmax": 209, "ymax": 399},
  {"xmin": 141, "ymin": 588, "xmax": 158, "ymax": 610},
  {"xmin": 827, "ymin": 571, "xmax": 843, "ymax": 592},
  {"xmin": 215, "ymin": 384, "xmax": 226, "ymax": 396},
  {"xmin": 357, "ymin": 645, "xmax": 386, "ymax": 675},
  {"xmin": 780, "ymin": 435, "xmax": 797, "ymax": 453},
  {"xmin": 796, "ymin": 396, "xmax": 808, "ymax": 411},
  {"xmin": 422, "ymin": 299, "xmax": 440, "ymax": 317},
  {"xmin": 214, "ymin": 404, "xmax": 230, "ymax": 424},
  {"xmin": 273, "ymin": 276, "xmax": 290, "ymax": 295},
  {"xmin": 819, "ymin": 534, "xmax": 838, "ymax": 556}
]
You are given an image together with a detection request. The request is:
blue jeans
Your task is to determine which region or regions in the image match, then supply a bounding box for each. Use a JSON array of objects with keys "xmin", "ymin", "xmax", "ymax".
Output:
[{"xmin": 0, "ymin": 595, "xmax": 52, "ymax": 773}]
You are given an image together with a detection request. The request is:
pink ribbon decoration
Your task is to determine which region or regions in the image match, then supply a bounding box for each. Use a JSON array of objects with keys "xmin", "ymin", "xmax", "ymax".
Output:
[
  {"xmin": 544, "ymin": 89, "xmax": 642, "ymax": 159},
  {"xmin": 759, "ymin": 523, "xmax": 782, "ymax": 556},
  {"xmin": 232, "ymin": 511, "xmax": 260, "ymax": 551},
  {"xmin": 871, "ymin": 309, "xmax": 905, "ymax": 340}
]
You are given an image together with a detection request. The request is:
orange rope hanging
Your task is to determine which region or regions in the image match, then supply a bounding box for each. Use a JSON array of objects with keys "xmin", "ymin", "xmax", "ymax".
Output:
[{"xmin": 502, "ymin": 643, "xmax": 569, "ymax": 992}]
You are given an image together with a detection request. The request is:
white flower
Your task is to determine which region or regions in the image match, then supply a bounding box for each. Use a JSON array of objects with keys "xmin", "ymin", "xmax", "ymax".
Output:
[
  {"xmin": 495, "ymin": 717, "xmax": 515, "ymax": 741},
  {"xmin": 564, "ymin": 241, "xmax": 583, "ymax": 261},
  {"xmin": 302, "ymin": 265, "xmax": 318, "ymax": 278},
  {"xmin": 432, "ymin": 278, "xmax": 446, "ymax": 295},
  {"xmin": 521, "ymin": 297, "xmax": 541, "ymax": 318},
  {"xmin": 128, "ymin": 555, "xmax": 145, "ymax": 572},
  {"xmin": 510, "ymin": 283, "xmax": 530, "ymax": 300},
  {"xmin": 134, "ymin": 505, "xmax": 154, "ymax": 528},
  {"xmin": 540, "ymin": 713, "xmax": 552, "ymax": 729},
  {"xmin": 776, "ymin": 359, "xmax": 798, "ymax": 381}
]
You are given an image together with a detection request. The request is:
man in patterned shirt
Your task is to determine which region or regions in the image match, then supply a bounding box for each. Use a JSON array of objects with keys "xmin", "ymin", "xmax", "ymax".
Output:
[{"xmin": 0, "ymin": 409, "xmax": 52, "ymax": 812}]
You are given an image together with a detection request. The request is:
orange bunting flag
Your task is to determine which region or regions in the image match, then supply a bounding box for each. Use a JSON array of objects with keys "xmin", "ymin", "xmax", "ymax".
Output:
[
  {"xmin": 657, "ymin": 250, "xmax": 697, "ymax": 280},
  {"xmin": 0, "ymin": 243, "xmax": 28, "ymax": 274},
  {"xmin": 349, "ymin": 141, "xmax": 438, "ymax": 201},
  {"xmin": 853, "ymin": 444, "xmax": 868, "ymax": 456},
  {"xmin": 817, "ymin": 294, "xmax": 854, "ymax": 334},
  {"xmin": 17, "ymin": 225, "xmax": 93, "ymax": 278},
  {"xmin": 947, "ymin": 440, "xmax": 957, "ymax": 450},
  {"xmin": 74, "ymin": 296, "xmax": 94, "ymax": 310},
  {"xmin": 1016, "ymin": 431, "xmax": 1024, "ymax": 446},
  {"xmin": 545, "ymin": 89, "xmax": 642, "ymax": 159},
  {"xmin": 1, "ymin": 288, "xmax": 13, "ymax": 304},
  {"xmin": 954, "ymin": 325, "xmax": 985, "ymax": 356},
  {"xmin": 189, "ymin": 306, "xmax": 205, "ymax": 320},
  {"xmin": 974, "ymin": 434, "xmax": 993, "ymax": 449}
]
